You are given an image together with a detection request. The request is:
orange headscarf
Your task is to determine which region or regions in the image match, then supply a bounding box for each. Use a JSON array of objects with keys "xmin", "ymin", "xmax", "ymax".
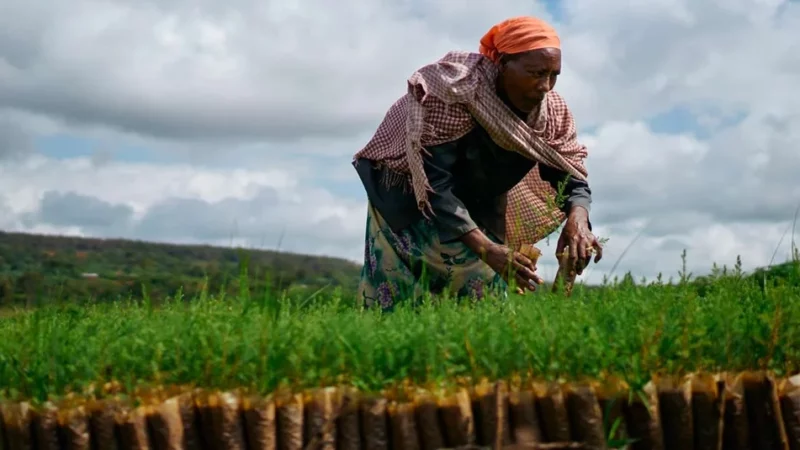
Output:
[{"xmin": 479, "ymin": 16, "xmax": 561, "ymax": 63}]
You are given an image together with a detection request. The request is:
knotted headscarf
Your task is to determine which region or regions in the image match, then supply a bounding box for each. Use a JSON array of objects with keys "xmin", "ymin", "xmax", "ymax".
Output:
[{"xmin": 479, "ymin": 16, "xmax": 561, "ymax": 63}]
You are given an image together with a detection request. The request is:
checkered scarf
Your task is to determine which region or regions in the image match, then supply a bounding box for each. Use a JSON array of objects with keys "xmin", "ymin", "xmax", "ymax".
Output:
[{"xmin": 353, "ymin": 51, "xmax": 589, "ymax": 249}]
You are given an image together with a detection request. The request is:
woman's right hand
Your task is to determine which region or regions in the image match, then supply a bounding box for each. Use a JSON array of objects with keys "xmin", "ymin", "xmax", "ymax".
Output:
[
  {"xmin": 460, "ymin": 229, "xmax": 543, "ymax": 293},
  {"xmin": 484, "ymin": 244, "xmax": 543, "ymax": 293}
]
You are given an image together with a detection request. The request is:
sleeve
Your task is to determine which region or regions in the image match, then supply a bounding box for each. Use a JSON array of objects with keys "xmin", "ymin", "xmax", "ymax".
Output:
[
  {"xmin": 421, "ymin": 140, "xmax": 480, "ymax": 243},
  {"xmin": 538, "ymin": 163, "xmax": 593, "ymax": 229}
]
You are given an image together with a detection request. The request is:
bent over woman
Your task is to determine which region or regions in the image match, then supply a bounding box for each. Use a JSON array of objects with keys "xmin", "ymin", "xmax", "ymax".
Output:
[{"xmin": 352, "ymin": 16, "xmax": 603, "ymax": 310}]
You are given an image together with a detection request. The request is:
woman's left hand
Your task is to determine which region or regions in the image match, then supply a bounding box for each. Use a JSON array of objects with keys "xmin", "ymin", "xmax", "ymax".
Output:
[{"xmin": 556, "ymin": 206, "xmax": 603, "ymax": 275}]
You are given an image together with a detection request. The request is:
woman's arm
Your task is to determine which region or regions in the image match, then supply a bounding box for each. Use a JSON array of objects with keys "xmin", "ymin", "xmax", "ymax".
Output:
[
  {"xmin": 538, "ymin": 163, "xmax": 592, "ymax": 224},
  {"xmin": 421, "ymin": 140, "xmax": 480, "ymax": 243},
  {"xmin": 538, "ymin": 163, "xmax": 603, "ymax": 268},
  {"xmin": 422, "ymin": 142, "xmax": 542, "ymax": 290}
]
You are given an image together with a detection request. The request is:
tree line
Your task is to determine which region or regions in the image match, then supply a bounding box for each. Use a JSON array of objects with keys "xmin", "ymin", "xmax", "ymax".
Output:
[{"xmin": 0, "ymin": 231, "xmax": 362, "ymax": 308}]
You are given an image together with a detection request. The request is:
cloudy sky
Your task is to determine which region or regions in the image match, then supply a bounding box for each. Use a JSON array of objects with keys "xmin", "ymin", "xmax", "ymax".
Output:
[{"xmin": 1, "ymin": 0, "xmax": 798, "ymax": 284}]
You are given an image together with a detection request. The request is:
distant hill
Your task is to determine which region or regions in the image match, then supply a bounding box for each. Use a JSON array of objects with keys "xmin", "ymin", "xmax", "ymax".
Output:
[
  {"xmin": 0, "ymin": 231, "xmax": 363, "ymax": 307},
  {"xmin": 749, "ymin": 259, "xmax": 800, "ymax": 287}
]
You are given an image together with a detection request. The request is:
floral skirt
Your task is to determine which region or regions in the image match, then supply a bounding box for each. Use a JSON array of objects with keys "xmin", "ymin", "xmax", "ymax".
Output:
[{"xmin": 357, "ymin": 202, "xmax": 507, "ymax": 311}]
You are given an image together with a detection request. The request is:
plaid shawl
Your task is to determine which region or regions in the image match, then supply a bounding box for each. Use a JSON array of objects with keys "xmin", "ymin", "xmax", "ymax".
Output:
[{"xmin": 353, "ymin": 51, "xmax": 589, "ymax": 249}]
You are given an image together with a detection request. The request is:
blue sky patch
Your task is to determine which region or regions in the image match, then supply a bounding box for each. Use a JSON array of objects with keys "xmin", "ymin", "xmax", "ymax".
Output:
[
  {"xmin": 35, "ymin": 135, "xmax": 182, "ymax": 164},
  {"xmin": 542, "ymin": 0, "xmax": 565, "ymax": 22},
  {"xmin": 649, "ymin": 105, "xmax": 747, "ymax": 139},
  {"xmin": 322, "ymin": 180, "xmax": 366, "ymax": 201}
]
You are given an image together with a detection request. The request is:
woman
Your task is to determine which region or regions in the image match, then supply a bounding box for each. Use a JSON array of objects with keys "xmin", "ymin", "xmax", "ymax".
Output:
[{"xmin": 352, "ymin": 16, "xmax": 603, "ymax": 310}]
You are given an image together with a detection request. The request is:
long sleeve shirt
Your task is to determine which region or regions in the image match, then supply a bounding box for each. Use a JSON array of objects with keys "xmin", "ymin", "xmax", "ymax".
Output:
[{"xmin": 354, "ymin": 122, "xmax": 592, "ymax": 244}]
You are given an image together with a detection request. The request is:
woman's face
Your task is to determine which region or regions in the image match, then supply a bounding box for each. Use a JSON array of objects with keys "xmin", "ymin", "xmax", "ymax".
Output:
[{"xmin": 497, "ymin": 48, "xmax": 561, "ymax": 113}]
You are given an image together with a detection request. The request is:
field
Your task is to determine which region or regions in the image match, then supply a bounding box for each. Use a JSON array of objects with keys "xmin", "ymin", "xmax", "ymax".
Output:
[{"xmin": 1, "ymin": 254, "xmax": 800, "ymax": 449}]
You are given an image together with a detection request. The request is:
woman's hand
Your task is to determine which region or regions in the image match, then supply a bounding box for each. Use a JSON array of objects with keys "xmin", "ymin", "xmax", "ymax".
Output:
[
  {"xmin": 484, "ymin": 244, "xmax": 543, "ymax": 292},
  {"xmin": 461, "ymin": 229, "xmax": 543, "ymax": 293},
  {"xmin": 556, "ymin": 206, "xmax": 603, "ymax": 275}
]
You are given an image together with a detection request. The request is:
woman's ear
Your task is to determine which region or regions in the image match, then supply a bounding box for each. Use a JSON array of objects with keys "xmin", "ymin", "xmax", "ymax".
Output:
[{"xmin": 497, "ymin": 53, "xmax": 509, "ymax": 67}]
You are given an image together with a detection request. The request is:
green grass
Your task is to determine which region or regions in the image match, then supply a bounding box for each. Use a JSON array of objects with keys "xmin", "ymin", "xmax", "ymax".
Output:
[{"xmin": 1, "ymin": 258, "xmax": 799, "ymax": 405}]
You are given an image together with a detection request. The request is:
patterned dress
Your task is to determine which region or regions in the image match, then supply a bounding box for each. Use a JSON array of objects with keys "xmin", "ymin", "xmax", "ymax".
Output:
[{"xmin": 358, "ymin": 201, "xmax": 508, "ymax": 312}]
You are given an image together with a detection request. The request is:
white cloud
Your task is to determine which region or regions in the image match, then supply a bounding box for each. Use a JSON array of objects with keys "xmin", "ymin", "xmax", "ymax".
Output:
[
  {"xmin": 558, "ymin": 0, "xmax": 800, "ymax": 126},
  {"xmin": 0, "ymin": 156, "xmax": 367, "ymax": 261},
  {"xmin": 1, "ymin": 156, "xmax": 293, "ymax": 214},
  {"xmin": 0, "ymin": 0, "xmax": 798, "ymax": 284},
  {"xmin": 0, "ymin": 0, "xmax": 554, "ymax": 142}
]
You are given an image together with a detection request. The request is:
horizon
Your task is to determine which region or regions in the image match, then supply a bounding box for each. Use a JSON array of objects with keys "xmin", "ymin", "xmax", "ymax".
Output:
[{"xmin": 4, "ymin": 229, "xmax": 795, "ymax": 290}]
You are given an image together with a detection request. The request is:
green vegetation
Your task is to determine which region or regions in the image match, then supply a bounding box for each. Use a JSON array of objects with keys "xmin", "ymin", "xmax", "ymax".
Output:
[
  {"xmin": 1, "ymin": 254, "xmax": 798, "ymax": 404},
  {"xmin": 0, "ymin": 231, "xmax": 361, "ymax": 308}
]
